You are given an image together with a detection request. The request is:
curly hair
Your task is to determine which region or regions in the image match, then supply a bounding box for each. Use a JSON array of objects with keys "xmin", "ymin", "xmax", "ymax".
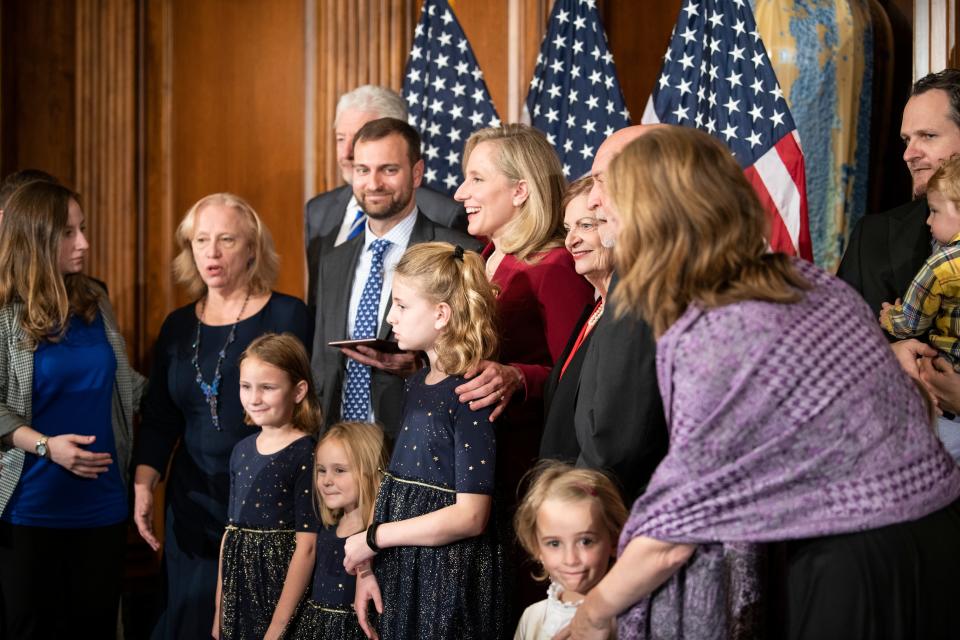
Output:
[
  {"xmin": 392, "ymin": 242, "xmax": 499, "ymax": 376},
  {"xmin": 239, "ymin": 333, "xmax": 322, "ymax": 435},
  {"xmin": 461, "ymin": 124, "xmax": 566, "ymax": 262},
  {"xmin": 314, "ymin": 421, "xmax": 388, "ymax": 529},
  {"xmin": 514, "ymin": 460, "xmax": 628, "ymax": 582},
  {"xmin": 172, "ymin": 193, "xmax": 279, "ymax": 299}
]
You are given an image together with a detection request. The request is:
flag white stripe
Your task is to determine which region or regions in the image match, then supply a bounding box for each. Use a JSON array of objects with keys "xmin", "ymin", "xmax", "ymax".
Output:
[
  {"xmin": 753, "ymin": 143, "xmax": 801, "ymax": 249},
  {"xmin": 641, "ymin": 96, "xmax": 660, "ymax": 125}
]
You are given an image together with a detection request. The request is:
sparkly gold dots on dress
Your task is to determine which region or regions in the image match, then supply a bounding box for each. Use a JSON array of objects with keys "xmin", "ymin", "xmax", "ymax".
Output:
[
  {"xmin": 287, "ymin": 525, "xmax": 367, "ymax": 639},
  {"xmin": 372, "ymin": 369, "xmax": 508, "ymax": 640},
  {"xmin": 219, "ymin": 434, "xmax": 317, "ymax": 639}
]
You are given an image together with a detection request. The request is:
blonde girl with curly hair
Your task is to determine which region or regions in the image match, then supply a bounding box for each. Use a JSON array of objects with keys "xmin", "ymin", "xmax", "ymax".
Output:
[
  {"xmin": 513, "ymin": 461, "xmax": 627, "ymax": 640},
  {"xmin": 342, "ymin": 241, "xmax": 509, "ymax": 640}
]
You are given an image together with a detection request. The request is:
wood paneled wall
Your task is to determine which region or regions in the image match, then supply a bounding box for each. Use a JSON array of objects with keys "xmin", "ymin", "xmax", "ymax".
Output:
[
  {"xmin": 142, "ymin": 0, "xmax": 306, "ymax": 352},
  {"xmin": 76, "ymin": 0, "xmax": 138, "ymax": 347},
  {"xmin": 0, "ymin": 1, "xmax": 77, "ymax": 186},
  {"xmin": 313, "ymin": 0, "xmax": 419, "ymax": 197}
]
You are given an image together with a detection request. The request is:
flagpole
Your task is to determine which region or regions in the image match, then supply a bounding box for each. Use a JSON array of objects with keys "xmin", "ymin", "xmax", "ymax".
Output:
[{"xmin": 508, "ymin": 0, "xmax": 521, "ymax": 123}]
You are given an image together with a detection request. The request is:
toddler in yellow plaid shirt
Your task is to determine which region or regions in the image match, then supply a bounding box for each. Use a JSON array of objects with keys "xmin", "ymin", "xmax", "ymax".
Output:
[{"xmin": 881, "ymin": 156, "xmax": 960, "ymax": 370}]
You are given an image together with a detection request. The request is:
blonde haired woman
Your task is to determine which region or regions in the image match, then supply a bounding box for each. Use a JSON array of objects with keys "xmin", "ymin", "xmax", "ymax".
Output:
[
  {"xmin": 561, "ymin": 126, "xmax": 960, "ymax": 639},
  {"xmin": 454, "ymin": 124, "xmax": 594, "ymax": 614},
  {"xmin": 0, "ymin": 180, "xmax": 145, "ymax": 638},
  {"xmin": 453, "ymin": 125, "xmax": 593, "ymax": 415},
  {"xmin": 132, "ymin": 193, "xmax": 310, "ymax": 639}
]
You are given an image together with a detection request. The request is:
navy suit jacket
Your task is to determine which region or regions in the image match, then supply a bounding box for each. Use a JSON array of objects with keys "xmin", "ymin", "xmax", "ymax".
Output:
[
  {"xmin": 310, "ymin": 212, "xmax": 480, "ymax": 440},
  {"xmin": 304, "ymin": 184, "xmax": 467, "ymax": 307}
]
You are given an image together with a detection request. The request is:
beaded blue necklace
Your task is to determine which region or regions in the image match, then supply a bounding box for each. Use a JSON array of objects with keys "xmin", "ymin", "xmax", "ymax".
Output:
[{"xmin": 191, "ymin": 292, "xmax": 250, "ymax": 431}]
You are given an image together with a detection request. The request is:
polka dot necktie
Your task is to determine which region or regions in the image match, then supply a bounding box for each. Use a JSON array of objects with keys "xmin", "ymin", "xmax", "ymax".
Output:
[{"xmin": 342, "ymin": 238, "xmax": 391, "ymax": 421}]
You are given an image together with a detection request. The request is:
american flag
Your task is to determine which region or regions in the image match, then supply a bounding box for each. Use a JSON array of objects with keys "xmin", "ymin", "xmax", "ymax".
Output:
[
  {"xmin": 643, "ymin": 0, "xmax": 812, "ymax": 260},
  {"xmin": 402, "ymin": 0, "xmax": 501, "ymax": 196},
  {"xmin": 526, "ymin": 0, "xmax": 630, "ymax": 180}
]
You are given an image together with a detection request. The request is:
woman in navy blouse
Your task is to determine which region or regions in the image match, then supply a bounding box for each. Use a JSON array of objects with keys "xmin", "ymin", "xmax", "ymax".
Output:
[
  {"xmin": 132, "ymin": 193, "xmax": 310, "ymax": 639},
  {"xmin": 0, "ymin": 180, "xmax": 145, "ymax": 638}
]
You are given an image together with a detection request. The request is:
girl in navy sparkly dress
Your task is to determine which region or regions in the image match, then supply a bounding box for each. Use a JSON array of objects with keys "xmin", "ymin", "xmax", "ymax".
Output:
[
  {"xmin": 289, "ymin": 421, "xmax": 388, "ymax": 639},
  {"xmin": 343, "ymin": 242, "xmax": 508, "ymax": 640},
  {"xmin": 214, "ymin": 334, "xmax": 320, "ymax": 639}
]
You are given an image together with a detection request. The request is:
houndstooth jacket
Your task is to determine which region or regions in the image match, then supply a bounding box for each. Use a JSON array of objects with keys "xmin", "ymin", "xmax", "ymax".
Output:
[{"xmin": 0, "ymin": 293, "xmax": 147, "ymax": 516}]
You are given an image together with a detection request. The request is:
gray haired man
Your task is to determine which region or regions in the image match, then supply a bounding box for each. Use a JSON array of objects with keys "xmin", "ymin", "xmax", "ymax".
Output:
[{"xmin": 305, "ymin": 85, "xmax": 466, "ymax": 308}]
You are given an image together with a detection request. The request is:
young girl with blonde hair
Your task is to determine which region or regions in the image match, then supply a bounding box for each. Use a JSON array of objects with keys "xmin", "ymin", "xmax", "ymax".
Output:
[
  {"xmin": 343, "ymin": 241, "xmax": 508, "ymax": 639},
  {"xmin": 513, "ymin": 461, "xmax": 627, "ymax": 639},
  {"xmin": 214, "ymin": 333, "xmax": 320, "ymax": 639},
  {"xmin": 289, "ymin": 421, "xmax": 387, "ymax": 639}
]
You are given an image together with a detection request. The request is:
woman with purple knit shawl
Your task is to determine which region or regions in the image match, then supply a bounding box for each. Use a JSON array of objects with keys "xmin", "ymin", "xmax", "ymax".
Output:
[{"xmin": 558, "ymin": 127, "xmax": 960, "ymax": 640}]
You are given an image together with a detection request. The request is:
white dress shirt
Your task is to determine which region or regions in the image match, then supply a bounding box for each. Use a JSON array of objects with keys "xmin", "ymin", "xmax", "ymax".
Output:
[{"xmin": 333, "ymin": 194, "xmax": 364, "ymax": 247}]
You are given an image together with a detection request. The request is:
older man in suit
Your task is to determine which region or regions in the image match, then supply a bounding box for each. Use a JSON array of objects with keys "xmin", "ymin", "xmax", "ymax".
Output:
[
  {"xmin": 311, "ymin": 117, "xmax": 478, "ymax": 440},
  {"xmin": 305, "ymin": 85, "xmax": 466, "ymax": 308}
]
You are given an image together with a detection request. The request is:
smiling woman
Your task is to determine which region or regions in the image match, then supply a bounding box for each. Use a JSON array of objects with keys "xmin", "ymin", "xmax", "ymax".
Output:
[
  {"xmin": 540, "ymin": 177, "xmax": 614, "ymax": 466},
  {"xmin": 132, "ymin": 192, "xmax": 311, "ymax": 639},
  {"xmin": 453, "ymin": 124, "xmax": 596, "ymax": 615}
]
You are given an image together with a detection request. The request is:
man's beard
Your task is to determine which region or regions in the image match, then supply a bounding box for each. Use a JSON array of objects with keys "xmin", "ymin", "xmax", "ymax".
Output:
[{"xmin": 358, "ymin": 190, "xmax": 411, "ymax": 219}]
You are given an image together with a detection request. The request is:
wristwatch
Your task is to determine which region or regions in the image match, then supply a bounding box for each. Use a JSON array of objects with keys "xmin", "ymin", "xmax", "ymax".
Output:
[{"xmin": 35, "ymin": 436, "xmax": 50, "ymax": 459}]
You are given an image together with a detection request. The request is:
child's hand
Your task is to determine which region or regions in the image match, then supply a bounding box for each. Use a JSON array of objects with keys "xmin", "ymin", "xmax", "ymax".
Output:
[
  {"xmin": 354, "ymin": 568, "xmax": 382, "ymax": 640},
  {"xmin": 344, "ymin": 528, "xmax": 377, "ymax": 573},
  {"xmin": 879, "ymin": 298, "xmax": 900, "ymax": 325}
]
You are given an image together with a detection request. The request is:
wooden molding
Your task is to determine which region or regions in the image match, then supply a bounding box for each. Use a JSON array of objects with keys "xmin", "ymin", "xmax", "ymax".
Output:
[
  {"xmin": 141, "ymin": 0, "xmax": 177, "ymax": 364},
  {"xmin": 313, "ymin": 0, "xmax": 418, "ymax": 195},
  {"xmin": 915, "ymin": 0, "xmax": 959, "ymax": 77},
  {"xmin": 75, "ymin": 0, "xmax": 139, "ymax": 353}
]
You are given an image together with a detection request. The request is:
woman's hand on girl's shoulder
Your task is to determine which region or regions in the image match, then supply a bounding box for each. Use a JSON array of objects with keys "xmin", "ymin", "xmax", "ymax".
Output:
[
  {"xmin": 354, "ymin": 567, "xmax": 382, "ymax": 640},
  {"xmin": 343, "ymin": 529, "xmax": 376, "ymax": 573},
  {"xmin": 454, "ymin": 360, "xmax": 524, "ymax": 421}
]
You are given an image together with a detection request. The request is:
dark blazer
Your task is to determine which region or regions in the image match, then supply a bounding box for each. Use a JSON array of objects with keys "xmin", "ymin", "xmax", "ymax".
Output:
[
  {"xmin": 572, "ymin": 275, "xmax": 668, "ymax": 503},
  {"xmin": 836, "ymin": 199, "xmax": 931, "ymax": 318},
  {"xmin": 310, "ymin": 212, "xmax": 480, "ymax": 440},
  {"xmin": 304, "ymin": 184, "xmax": 468, "ymax": 307},
  {"xmin": 540, "ymin": 302, "xmax": 595, "ymax": 463}
]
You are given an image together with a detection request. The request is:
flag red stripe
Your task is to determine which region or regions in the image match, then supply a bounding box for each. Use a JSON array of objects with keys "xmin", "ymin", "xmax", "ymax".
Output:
[
  {"xmin": 744, "ymin": 165, "xmax": 798, "ymax": 257},
  {"xmin": 773, "ymin": 132, "xmax": 813, "ymax": 260}
]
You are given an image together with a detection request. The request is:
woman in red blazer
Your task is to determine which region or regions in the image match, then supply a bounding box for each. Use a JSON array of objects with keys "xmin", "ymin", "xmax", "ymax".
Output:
[{"xmin": 453, "ymin": 124, "xmax": 595, "ymax": 611}]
